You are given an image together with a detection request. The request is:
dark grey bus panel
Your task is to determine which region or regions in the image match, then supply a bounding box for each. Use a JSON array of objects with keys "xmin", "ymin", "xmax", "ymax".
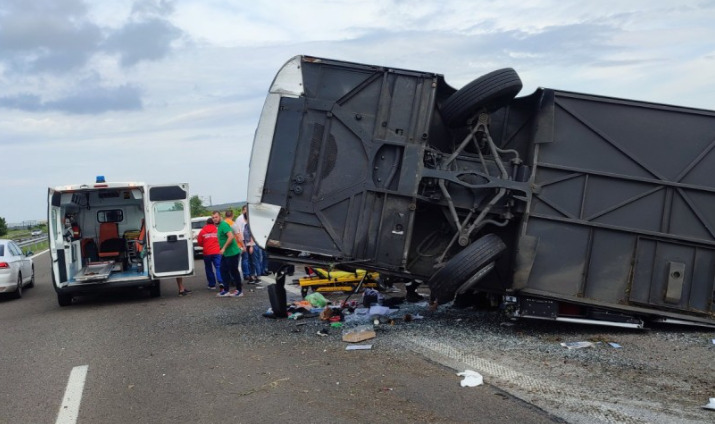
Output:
[
  {"xmin": 516, "ymin": 90, "xmax": 715, "ymax": 316},
  {"xmin": 261, "ymin": 57, "xmax": 443, "ymax": 267},
  {"xmin": 251, "ymin": 55, "xmax": 715, "ymax": 325}
]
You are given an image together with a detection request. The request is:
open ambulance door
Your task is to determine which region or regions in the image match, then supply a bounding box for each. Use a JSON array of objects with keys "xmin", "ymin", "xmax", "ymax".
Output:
[
  {"xmin": 146, "ymin": 184, "xmax": 194, "ymax": 278},
  {"xmin": 48, "ymin": 188, "xmax": 67, "ymax": 288}
]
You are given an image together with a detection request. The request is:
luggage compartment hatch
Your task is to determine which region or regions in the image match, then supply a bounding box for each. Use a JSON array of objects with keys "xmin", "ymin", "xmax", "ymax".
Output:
[{"xmin": 630, "ymin": 238, "xmax": 715, "ymax": 313}]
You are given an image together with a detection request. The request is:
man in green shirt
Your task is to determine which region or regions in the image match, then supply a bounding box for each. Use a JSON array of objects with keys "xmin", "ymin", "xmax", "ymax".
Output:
[{"xmin": 212, "ymin": 211, "xmax": 243, "ymax": 297}]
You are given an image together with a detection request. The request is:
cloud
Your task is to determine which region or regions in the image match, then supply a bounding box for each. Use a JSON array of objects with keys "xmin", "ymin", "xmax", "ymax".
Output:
[
  {"xmin": 0, "ymin": 0, "xmax": 183, "ymax": 114},
  {"xmin": 0, "ymin": 84, "xmax": 143, "ymax": 114},
  {"xmin": 102, "ymin": 18, "xmax": 183, "ymax": 67},
  {"xmin": 0, "ymin": 0, "xmax": 103, "ymax": 73},
  {"xmin": 0, "ymin": 93, "xmax": 43, "ymax": 111},
  {"xmin": 0, "ymin": 0, "xmax": 184, "ymax": 74},
  {"xmin": 130, "ymin": 0, "xmax": 176, "ymax": 18}
]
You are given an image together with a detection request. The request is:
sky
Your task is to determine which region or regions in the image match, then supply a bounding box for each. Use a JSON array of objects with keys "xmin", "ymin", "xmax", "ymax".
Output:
[{"xmin": 2, "ymin": 0, "xmax": 715, "ymax": 224}]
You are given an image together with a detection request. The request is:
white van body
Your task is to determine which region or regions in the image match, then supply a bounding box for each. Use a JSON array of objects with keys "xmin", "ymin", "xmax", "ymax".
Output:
[
  {"xmin": 191, "ymin": 216, "xmax": 212, "ymax": 255},
  {"xmin": 48, "ymin": 180, "xmax": 194, "ymax": 306}
]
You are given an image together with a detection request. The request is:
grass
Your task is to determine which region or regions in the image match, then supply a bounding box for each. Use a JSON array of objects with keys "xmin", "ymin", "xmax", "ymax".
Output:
[
  {"xmin": 22, "ymin": 240, "xmax": 49, "ymax": 255},
  {"xmin": 4, "ymin": 227, "xmax": 46, "ymax": 240},
  {"xmin": 6, "ymin": 228, "xmax": 32, "ymax": 239},
  {"xmin": 2, "ymin": 227, "xmax": 47, "ymax": 254}
]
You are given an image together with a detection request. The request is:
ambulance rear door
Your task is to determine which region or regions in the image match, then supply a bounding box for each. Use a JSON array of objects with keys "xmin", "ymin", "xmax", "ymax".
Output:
[{"xmin": 146, "ymin": 184, "xmax": 194, "ymax": 278}]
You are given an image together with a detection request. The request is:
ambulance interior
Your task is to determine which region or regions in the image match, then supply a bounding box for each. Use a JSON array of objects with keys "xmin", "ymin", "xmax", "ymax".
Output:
[{"xmin": 53, "ymin": 187, "xmax": 150, "ymax": 284}]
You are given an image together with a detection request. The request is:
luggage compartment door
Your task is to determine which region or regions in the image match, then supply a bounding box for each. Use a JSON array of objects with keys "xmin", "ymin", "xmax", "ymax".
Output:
[
  {"xmin": 146, "ymin": 184, "xmax": 194, "ymax": 278},
  {"xmin": 630, "ymin": 237, "xmax": 715, "ymax": 314}
]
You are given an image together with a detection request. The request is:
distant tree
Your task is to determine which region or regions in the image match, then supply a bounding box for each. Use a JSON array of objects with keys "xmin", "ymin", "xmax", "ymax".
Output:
[
  {"xmin": 190, "ymin": 195, "xmax": 209, "ymax": 217},
  {"xmin": 0, "ymin": 217, "xmax": 7, "ymax": 237}
]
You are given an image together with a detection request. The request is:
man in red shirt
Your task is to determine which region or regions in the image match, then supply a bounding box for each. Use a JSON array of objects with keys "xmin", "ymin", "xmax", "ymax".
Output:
[{"xmin": 197, "ymin": 217, "xmax": 224, "ymax": 290}]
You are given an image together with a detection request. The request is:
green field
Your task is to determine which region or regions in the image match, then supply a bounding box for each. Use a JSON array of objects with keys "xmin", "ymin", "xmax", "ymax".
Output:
[
  {"xmin": 22, "ymin": 240, "xmax": 49, "ymax": 255},
  {"xmin": 3, "ymin": 227, "xmax": 48, "ymax": 255}
]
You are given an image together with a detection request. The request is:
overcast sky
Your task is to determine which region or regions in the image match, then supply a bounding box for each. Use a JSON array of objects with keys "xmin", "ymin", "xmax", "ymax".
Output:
[{"xmin": 2, "ymin": 0, "xmax": 715, "ymax": 224}]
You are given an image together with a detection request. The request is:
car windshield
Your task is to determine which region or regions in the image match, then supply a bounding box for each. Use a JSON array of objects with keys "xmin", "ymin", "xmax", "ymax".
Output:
[{"xmin": 0, "ymin": 245, "xmax": 4, "ymax": 256}]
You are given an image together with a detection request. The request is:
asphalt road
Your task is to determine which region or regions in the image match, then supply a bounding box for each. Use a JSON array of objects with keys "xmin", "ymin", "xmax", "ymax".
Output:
[{"xmin": 0, "ymin": 252, "xmax": 561, "ymax": 424}]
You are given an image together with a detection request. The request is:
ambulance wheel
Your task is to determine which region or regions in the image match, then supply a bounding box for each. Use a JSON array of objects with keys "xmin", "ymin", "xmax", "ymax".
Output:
[
  {"xmin": 428, "ymin": 234, "xmax": 506, "ymax": 304},
  {"xmin": 441, "ymin": 68, "xmax": 522, "ymax": 127},
  {"xmin": 149, "ymin": 280, "xmax": 161, "ymax": 298},
  {"xmin": 57, "ymin": 293, "xmax": 72, "ymax": 307}
]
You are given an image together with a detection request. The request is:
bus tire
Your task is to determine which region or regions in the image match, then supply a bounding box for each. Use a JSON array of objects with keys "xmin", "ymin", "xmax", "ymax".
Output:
[
  {"xmin": 441, "ymin": 68, "xmax": 522, "ymax": 127},
  {"xmin": 428, "ymin": 234, "xmax": 506, "ymax": 304}
]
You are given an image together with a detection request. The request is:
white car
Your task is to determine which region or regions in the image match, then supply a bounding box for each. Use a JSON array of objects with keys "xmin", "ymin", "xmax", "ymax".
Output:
[
  {"xmin": 31, "ymin": 230, "xmax": 42, "ymax": 236},
  {"xmin": 0, "ymin": 239, "xmax": 34, "ymax": 299},
  {"xmin": 191, "ymin": 216, "xmax": 212, "ymax": 255}
]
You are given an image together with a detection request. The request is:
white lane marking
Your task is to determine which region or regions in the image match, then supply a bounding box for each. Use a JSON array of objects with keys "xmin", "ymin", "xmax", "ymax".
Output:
[
  {"xmin": 55, "ymin": 365, "xmax": 88, "ymax": 424},
  {"xmin": 30, "ymin": 249, "xmax": 49, "ymax": 259}
]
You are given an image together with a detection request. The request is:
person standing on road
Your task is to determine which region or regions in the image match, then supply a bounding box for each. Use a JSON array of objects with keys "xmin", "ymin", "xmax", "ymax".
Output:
[
  {"xmin": 239, "ymin": 206, "xmax": 269, "ymax": 276},
  {"xmin": 213, "ymin": 211, "xmax": 243, "ymax": 297},
  {"xmin": 236, "ymin": 205, "xmax": 252, "ymax": 280},
  {"xmin": 197, "ymin": 217, "xmax": 223, "ymax": 290},
  {"xmin": 226, "ymin": 209, "xmax": 245, "ymax": 254},
  {"xmin": 177, "ymin": 277, "xmax": 191, "ymax": 296},
  {"xmin": 225, "ymin": 209, "xmax": 245, "ymax": 275},
  {"xmin": 242, "ymin": 211, "xmax": 261, "ymax": 284}
]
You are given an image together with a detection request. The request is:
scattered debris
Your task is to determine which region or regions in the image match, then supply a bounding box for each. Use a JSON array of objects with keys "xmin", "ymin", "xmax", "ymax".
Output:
[
  {"xmin": 608, "ymin": 342, "xmax": 622, "ymax": 349},
  {"xmin": 316, "ymin": 329, "xmax": 329, "ymax": 337},
  {"xmin": 368, "ymin": 305, "xmax": 395, "ymax": 316},
  {"xmin": 560, "ymin": 341, "xmax": 595, "ymax": 350},
  {"xmin": 457, "ymin": 370, "xmax": 483, "ymax": 387},
  {"xmin": 346, "ymin": 344, "xmax": 372, "ymax": 351},
  {"xmin": 305, "ymin": 292, "xmax": 328, "ymax": 307},
  {"xmin": 320, "ymin": 307, "xmax": 333, "ymax": 321},
  {"xmin": 362, "ymin": 288, "xmax": 384, "ymax": 307},
  {"xmin": 342, "ymin": 325, "xmax": 376, "ymax": 343},
  {"xmin": 703, "ymin": 398, "xmax": 715, "ymax": 410}
]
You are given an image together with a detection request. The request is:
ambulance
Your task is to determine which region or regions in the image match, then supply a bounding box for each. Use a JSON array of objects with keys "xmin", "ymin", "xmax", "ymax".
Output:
[{"xmin": 48, "ymin": 177, "xmax": 194, "ymax": 306}]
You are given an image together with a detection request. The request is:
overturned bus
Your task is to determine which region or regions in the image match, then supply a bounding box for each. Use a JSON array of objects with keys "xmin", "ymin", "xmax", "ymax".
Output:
[{"xmin": 247, "ymin": 55, "xmax": 715, "ymax": 328}]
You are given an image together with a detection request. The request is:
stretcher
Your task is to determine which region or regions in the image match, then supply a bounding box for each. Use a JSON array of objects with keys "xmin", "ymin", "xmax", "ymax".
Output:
[
  {"xmin": 298, "ymin": 267, "xmax": 382, "ymax": 297},
  {"xmin": 73, "ymin": 261, "xmax": 116, "ymax": 283}
]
